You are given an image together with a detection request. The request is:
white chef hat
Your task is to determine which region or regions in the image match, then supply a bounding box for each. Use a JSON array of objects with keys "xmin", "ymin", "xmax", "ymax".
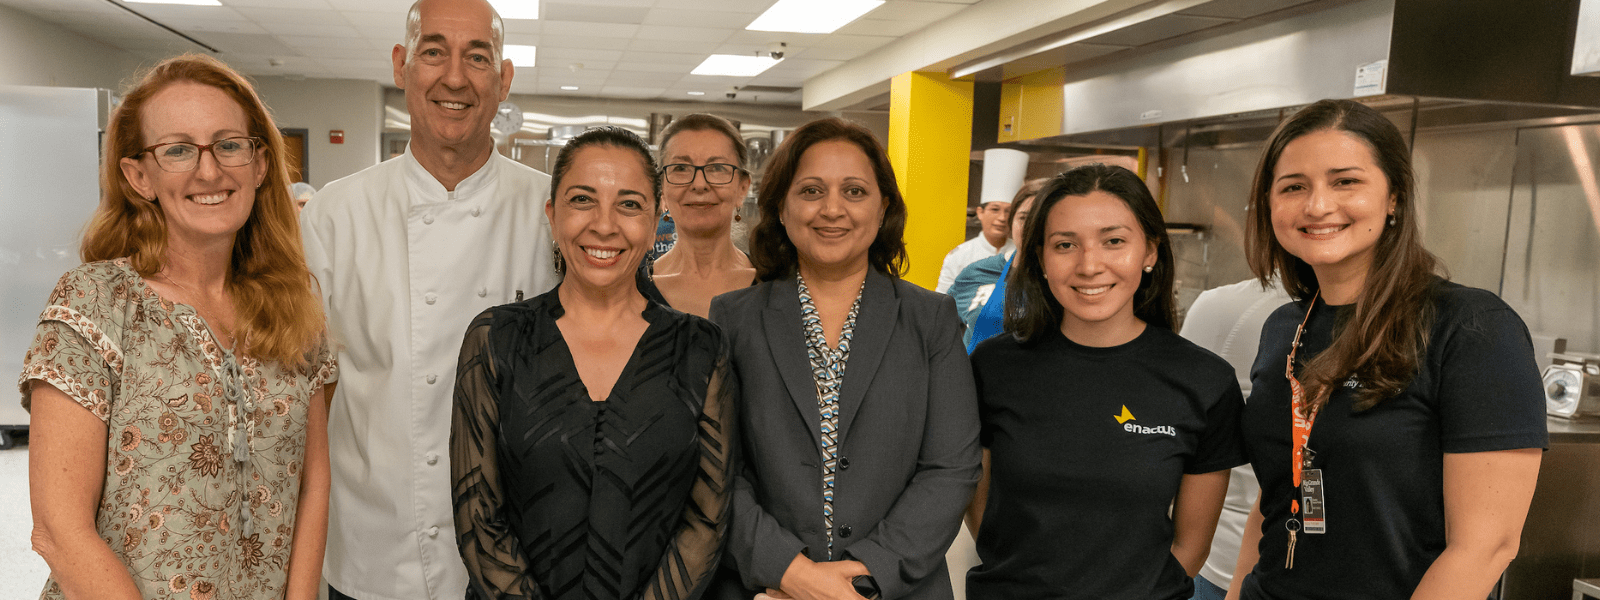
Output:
[{"xmin": 980, "ymin": 148, "xmax": 1029, "ymax": 205}]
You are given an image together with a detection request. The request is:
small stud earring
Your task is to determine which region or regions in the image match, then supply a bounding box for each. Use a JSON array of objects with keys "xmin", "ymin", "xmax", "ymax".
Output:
[
  {"xmin": 1389, "ymin": 214, "xmax": 1396, "ymax": 226},
  {"xmin": 1143, "ymin": 265, "xmax": 1153, "ymax": 273}
]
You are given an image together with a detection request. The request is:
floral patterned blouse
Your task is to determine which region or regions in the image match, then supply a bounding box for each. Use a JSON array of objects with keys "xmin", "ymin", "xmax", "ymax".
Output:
[{"xmin": 17, "ymin": 259, "xmax": 336, "ymax": 600}]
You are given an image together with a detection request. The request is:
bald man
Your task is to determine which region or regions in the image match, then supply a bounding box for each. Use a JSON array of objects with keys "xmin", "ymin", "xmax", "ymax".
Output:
[{"xmin": 299, "ymin": 0, "xmax": 557, "ymax": 597}]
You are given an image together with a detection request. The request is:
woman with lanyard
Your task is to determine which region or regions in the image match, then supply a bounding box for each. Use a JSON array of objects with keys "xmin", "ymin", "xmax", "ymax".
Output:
[
  {"xmin": 1226, "ymin": 99, "xmax": 1546, "ymax": 600},
  {"xmin": 965, "ymin": 164, "xmax": 1244, "ymax": 600}
]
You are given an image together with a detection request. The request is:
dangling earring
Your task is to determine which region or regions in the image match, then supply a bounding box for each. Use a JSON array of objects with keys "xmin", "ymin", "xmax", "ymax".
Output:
[
  {"xmin": 551, "ymin": 241, "xmax": 565, "ymax": 275},
  {"xmin": 1143, "ymin": 265, "xmax": 1153, "ymax": 273},
  {"xmin": 734, "ymin": 213, "xmax": 742, "ymax": 222},
  {"xmin": 1389, "ymin": 213, "xmax": 1396, "ymax": 226}
]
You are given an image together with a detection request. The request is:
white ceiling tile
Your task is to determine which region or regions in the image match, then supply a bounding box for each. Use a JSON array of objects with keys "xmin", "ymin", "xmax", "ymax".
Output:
[
  {"xmin": 600, "ymin": 85, "xmax": 668, "ymax": 98},
  {"xmin": 634, "ymin": 24, "xmax": 735, "ymax": 43},
  {"xmin": 541, "ymin": 2, "xmax": 650, "ymax": 24},
  {"xmin": 606, "ymin": 70, "xmax": 688, "ymax": 84},
  {"xmin": 652, "ymin": 0, "xmax": 770, "ymax": 11},
  {"xmin": 117, "ymin": 3, "xmax": 247, "ymax": 21},
  {"xmin": 625, "ymin": 38, "xmax": 721, "ymax": 54},
  {"xmin": 257, "ymin": 21, "xmax": 361, "ymax": 37},
  {"xmin": 336, "ymin": 9, "xmax": 402, "ymax": 27},
  {"xmin": 224, "ymin": 0, "xmax": 335, "ymax": 9},
  {"xmin": 538, "ymin": 34, "xmax": 633, "ymax": 51},
  {"xmin": 834, "ymin": 17, "xmax": 926, "ymax": 37},
  {"xmin": 801, "ymin": 33, "xmax": 892, "ymax": 51},
  {"xmin": 322, "ymin": 0, "xmax": 411, "ymax": 11},
  {"xmin": 503, "ymin": 32, "xmax": 541, "ymax": 45},
  {"xmin": 538, "ymin": 47, "xmax": 626, "ymax": 61},
  {"xmin": 867, "ymin": 1, "xmax": 967, "ymax": 22},
  {"xmin": 537, "ymin": 20, "xmax": 638, "ymax": 38},
  {"xmin": 317, "ymin": 57, "xmax": 396, "ymax": 71},
  {"xmin": 233, "ymin": 7, "xmax": 346, "ymax": 23},
  {"xmin": 618, "ymin": 51, "xmax": 706, "ymax": 67},
  {"xmin": 640, "ymin": 8, "xmax": 757, "ymax": 29}
]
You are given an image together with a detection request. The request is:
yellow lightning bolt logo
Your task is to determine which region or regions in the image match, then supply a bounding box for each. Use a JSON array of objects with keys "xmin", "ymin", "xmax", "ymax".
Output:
[{"xmin": 1115, "ymin": 405, "xmax": 1136, "ymax": 424}]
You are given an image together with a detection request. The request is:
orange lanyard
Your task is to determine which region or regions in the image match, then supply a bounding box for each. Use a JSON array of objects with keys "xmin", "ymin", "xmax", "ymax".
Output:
[
  {"xmin": 1286, "ymin": 291, "xmax": 1319, "ymax": 514},
  {"xmin": 1283, "ymin": 292, "xmax": 1319, "ymax": 568}
]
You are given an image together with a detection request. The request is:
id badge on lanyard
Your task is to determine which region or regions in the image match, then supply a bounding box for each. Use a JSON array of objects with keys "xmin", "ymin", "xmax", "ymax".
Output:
[{"xmin": 1284, "ymin": 293, "xmax": 1327, "ymax": 568}]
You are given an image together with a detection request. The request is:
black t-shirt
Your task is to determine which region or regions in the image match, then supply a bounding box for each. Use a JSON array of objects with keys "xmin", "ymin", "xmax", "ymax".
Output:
[
  {"xmin": 967, "ymin": 325, "xmax": 1247, "ymax": 600},
  {"xmin": 1240, "ymin": 281, "xmax": 1548, "ymax": 600}
]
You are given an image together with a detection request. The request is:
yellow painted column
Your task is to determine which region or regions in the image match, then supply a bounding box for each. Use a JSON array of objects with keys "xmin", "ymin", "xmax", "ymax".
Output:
[{"xmin": 887, "ymin": 71, "xmax": 974, "ymax": 290}]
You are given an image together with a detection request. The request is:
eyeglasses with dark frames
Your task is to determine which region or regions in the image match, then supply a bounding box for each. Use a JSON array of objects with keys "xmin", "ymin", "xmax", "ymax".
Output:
[
  {"xmin": 134, "ymin": 137, "xmax": 264, "ymax": 173},
  {"xmin": 660, "ymin": 162, "xmax": 745, "ymax": 185}
]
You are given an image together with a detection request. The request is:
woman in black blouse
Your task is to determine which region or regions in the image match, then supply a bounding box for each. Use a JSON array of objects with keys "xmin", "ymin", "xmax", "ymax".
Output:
[
  {"xmin": 965, "ymin": 165, "xmax": 1244, "ymax": 600},
  {"xmin": 1226, "ymin": 99, "xmax": 1544, "ymax": 600},
  {"xmin": 450, "ymin": 126, "xmax": 735, "ymax": 600}
]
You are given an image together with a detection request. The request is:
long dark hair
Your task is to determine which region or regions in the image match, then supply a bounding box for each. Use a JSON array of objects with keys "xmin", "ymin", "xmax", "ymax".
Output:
[
  {"xmin": 1006, "ymin": 164, "xmax": 1176, "ymax": 344},
  {"xmin": 749, "ymin": 117, "xmax": 908, "ymax": 281},
  {"xmin": 1245, "ymin": 99, "xmax": 1442, "ymax": 411}
]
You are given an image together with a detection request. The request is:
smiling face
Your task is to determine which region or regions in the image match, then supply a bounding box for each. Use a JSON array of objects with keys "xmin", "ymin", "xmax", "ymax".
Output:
[
  {"xmin": 119, "ymin": 81, "xmax": 265, "ymax": 249},
  {"xmin": 545, "ymin": 144, "xmax": 657, "ymax": 292},
  {"xmin": 1268, "ymin": 128, "xmax": 1396, "ymax": 288},
  {"xmin": 662, "ymin": 128, "xmax": 750, "ymax": 236},
  {"xmin": 1041, "ymin": 190, "xmax": 1157, "ymax": 343},
  {"xmin": 977, "ymin": 200, "xmax": 1012, "ymax": 246},
  {"xmin": 782, "ymin": 139, "xmax": 885, "ymax": 277},
  {"xmin": 393, "ymin": 0, "xmax": 511, "ymax": 157}
]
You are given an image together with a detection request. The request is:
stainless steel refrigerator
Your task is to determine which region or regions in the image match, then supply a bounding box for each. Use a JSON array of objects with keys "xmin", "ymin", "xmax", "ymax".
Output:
[{"xmin": 0, "ymin": 85, "xmax": 108, "ymax": 448}]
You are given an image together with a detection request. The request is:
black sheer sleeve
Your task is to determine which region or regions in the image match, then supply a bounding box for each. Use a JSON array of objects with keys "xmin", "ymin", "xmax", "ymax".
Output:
[
  {"xmin": 451, "ymin": 310, "xmax": 546, "ymax": 600},
  {"xmin": 639, "ymin": 329, "xmax": 737, "ymax": 600}
]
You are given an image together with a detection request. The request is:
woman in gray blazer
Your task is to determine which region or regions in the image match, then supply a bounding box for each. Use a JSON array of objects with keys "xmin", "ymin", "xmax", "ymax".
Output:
[{"xmin": 709, "ymin": 117, "xmax": 981, "ymax": 600}]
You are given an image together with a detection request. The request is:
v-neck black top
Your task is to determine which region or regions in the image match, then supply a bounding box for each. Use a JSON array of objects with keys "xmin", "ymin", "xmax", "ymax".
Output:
[{"xmin": 450, "ymin": 286, "xmax": 736, "ymax": 600}]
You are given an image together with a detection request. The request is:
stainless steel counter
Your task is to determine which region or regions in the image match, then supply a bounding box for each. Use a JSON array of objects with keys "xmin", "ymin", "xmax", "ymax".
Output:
[{"xmin": 1549, "ymin": 417, "xmax": 1600, "ymax": 444}]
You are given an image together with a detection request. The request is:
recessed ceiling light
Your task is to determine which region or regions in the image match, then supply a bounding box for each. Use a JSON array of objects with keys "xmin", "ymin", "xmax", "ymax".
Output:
[
  {"xmin": 504, "ymin": 45, "xmax": 537, "ymax": 67},
  {"xmin": 124, "ymin": 0, "xmax": 222, "ymax": 5},
  {"xmin": 747, "ymin": 0, "xmax": 884, "ymax": 34},
  {"xmin": 687, "ymin": 91, "xmax": 706, "ymax": 96},
  {"xmin": 691, "ymin": 55, "xmax": 782, "ymax": 77},
  {"xmin": 561, "ymin": 86, "xmax": 579, "ymax": 91},
  {"xmin": 489, "ymin": 0, "xmax": 539, "ymax": 20}
]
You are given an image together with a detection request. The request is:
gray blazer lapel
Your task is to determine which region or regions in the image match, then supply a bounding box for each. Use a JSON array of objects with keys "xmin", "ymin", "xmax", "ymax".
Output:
[
  {"xmin": 762, "ymin": 277, "xmax": 823, "ymax": 440},
  {"xmin": 836, "ymin": 270, "xmax": 899, "ymax": 444}
]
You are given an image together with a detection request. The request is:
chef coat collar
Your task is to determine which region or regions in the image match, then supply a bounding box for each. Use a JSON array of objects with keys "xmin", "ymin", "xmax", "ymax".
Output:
[{"xmin": 401, "ymin": 143, "xmax": 498, "ymax": 205}]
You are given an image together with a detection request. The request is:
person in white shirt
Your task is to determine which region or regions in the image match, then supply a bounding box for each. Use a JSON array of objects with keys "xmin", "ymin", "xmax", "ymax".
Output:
[
  {"xmin": 298, "ymin": 0, "xmax": 557, "ymax": 598},
  {"xmin": 935, "ymin": 150, "xmax": 1025, "ymax": 293},
  {"xmin": 1175, "ymin": 278, "xmax": 1290, "ymax": 600}
]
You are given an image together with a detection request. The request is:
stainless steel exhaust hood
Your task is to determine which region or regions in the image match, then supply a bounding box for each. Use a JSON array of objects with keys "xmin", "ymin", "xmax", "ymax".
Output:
[{"xmin": 1006, "ymin": 0, "xmax": 1600, "ymax": 138}]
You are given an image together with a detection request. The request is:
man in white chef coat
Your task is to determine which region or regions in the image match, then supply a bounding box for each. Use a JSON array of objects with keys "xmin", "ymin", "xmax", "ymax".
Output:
[{"xmin": 299, "ymin": 0, "xmax": 557, "ymax": 598}]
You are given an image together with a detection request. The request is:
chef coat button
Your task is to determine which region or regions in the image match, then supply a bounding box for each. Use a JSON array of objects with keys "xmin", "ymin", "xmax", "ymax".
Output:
[
  {"xmin": 478, "ymin": 288, "xmax": 487, "ymax": 298},
  {"xmin": 426, "ymin": 374, "xmax": 438, "ymax": 384},
  {"xmin": 839, "ymin": 457, "xmax": 850, "ymax": 470},
  {"xmin": 471, "ymin": 207, "xmax": 481, "ymax": 217},
  {"xmin": 839, "ymin": 525, "xmax": 852, "ymax": 538},
  {"xmin": 425, "ymin": 293, "xmax": 437, "ymax": 305},
  {"xmin": 427, "ymin": 526, "xmax": 439, "ymax": 538},
  {"xmin": 423, "ymin": 216, "xmax": 434, "ymax": 225},
  {"xmin": 426, "ymin": 453, "xmax": 439, "ymax": 465}
]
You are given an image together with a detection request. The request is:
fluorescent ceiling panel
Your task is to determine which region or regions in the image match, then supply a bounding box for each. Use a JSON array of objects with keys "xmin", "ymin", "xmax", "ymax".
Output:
[
  {"xmin": 124, "ymin": 0, "xmax": 222, "ymax": 5},
  {"xmin": 490, "ymin": 0, "xmax": 540, "ymax": 20},
  {"xmin": 747, "ymin": 0, "xmax": 885, "ymax": 34},
  {"xmin": 690, "ymin": 54, "xmax": 782, "ymax": 77},
  {"xmin": 504, "ymin": 44, "xmax": 537, "ymax": 67},
  {"xmin": 560, "ymin": 85, "xmax": 579, "ymax": 90}
]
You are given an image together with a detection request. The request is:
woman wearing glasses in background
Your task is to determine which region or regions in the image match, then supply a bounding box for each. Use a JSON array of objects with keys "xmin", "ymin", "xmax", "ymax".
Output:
[
  {"xmin": 451, "ymin": 127, "xmax": 734, "ymax": 600},
  {"xmin": 21, "ymin": 54, "xmax": 334, "ymax": 600},
  {"xmin": 1226, "ymin": 99, "xmax": 1545, "ymax": 600},
  {"xmin": 648, "ymin": 113, "xmax": 759, "ymax": 317}
]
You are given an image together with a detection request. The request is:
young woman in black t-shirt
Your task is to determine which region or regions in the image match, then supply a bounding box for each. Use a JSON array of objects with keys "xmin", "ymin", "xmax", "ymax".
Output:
[
  {"xmin": 1225, "ymin": 99, "xmax": 1546, "ymax": 600},
  {"xmin": 965, "ymin": 165, "xmax": 1246, "ymax": 600}
]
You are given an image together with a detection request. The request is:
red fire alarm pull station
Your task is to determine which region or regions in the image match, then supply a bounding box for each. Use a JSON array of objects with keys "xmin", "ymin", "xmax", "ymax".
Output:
[{"xmin": 330, "ymin": 130, "xmax": 345, "ymax": 144}]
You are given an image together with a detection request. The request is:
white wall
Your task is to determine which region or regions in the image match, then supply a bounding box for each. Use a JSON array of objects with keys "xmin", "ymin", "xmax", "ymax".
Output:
[
  {"xmin": 0, "ymin": 4, "xmax": 145, "ymax": 89},
  {"xmin": 251, "ymin": 76, "xmax": 383, "ymax": 189}
]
